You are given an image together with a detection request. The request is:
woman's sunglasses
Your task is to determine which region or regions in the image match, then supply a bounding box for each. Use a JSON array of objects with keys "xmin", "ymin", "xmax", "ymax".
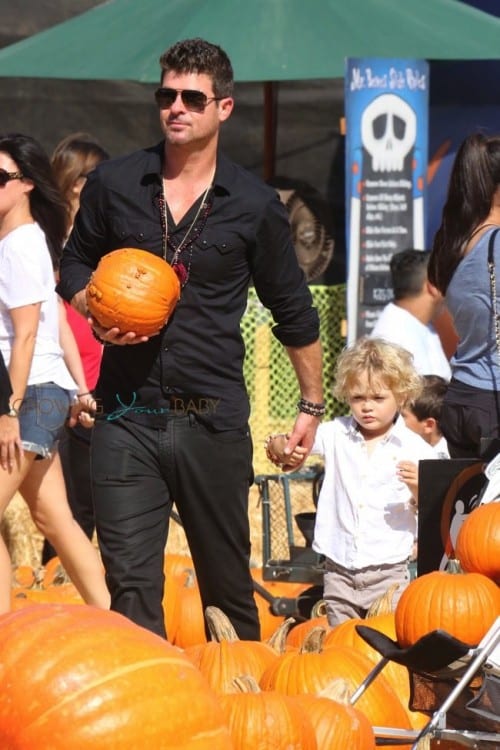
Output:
[
  {"xmin": 154, "ymin": 87, "xmax": 223, "ymax": 113},
  {"xmin": 0, "ymin": 169, "xmax": 23, "ymax": 187}
]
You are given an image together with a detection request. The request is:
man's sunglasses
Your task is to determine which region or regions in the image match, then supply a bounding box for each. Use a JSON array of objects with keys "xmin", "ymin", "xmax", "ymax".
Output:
[
  {"xmin": 0, "ymin": 169, "xmax": 23, "ymax": 187},
  {"xmin": 154, "ymin": 87, "xmax": 224, "ymax": 113}
]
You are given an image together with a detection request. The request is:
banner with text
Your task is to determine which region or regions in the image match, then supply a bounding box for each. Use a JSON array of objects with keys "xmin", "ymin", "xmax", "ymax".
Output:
[{"xmin": 345, "ymin": 58, "xmax": 429, "ymax": 342}]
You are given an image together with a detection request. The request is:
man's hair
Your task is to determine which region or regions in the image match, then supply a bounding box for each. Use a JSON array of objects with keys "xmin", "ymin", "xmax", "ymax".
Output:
[
  {"xmin": 159, "ymin": 38, "xmax": 234, "ymax": 98},
  {"xmin": 390, "ymin": 249, "xmax": 430, "ymax": 300},
  {"xmin": 408, "ymin": 375, "xmax": 448, "ymax": 422},
  {"xmin": 333, "ymin": 337, "xmax": 423, "ymax": 407}
]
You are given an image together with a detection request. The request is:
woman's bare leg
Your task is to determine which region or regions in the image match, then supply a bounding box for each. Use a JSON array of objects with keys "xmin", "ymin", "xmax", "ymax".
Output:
[
  {"xmin": 0, "ymin": 450, "xmax": 37, "ymax": 613},
  {"xmin": 19, "ymin": 451, "xmax": 110, "ymax": 609}
]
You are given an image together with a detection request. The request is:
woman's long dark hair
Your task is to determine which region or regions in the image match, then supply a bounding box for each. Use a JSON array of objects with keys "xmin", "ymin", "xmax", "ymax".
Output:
[
  {"xmin": 429, "ymin": 132, "xmax": 500, "ymax": 294},
  {"xmin": 0, "ymin": 133, "xmax": 67, "ymax": 268}
]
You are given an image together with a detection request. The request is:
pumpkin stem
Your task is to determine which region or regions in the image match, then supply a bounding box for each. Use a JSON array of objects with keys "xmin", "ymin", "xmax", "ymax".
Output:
[
  {"xmin": 445, "ymin": 558, "xmax": 464, "ymax": 575},
  {"xmin": 310, "ymin": 599, "xmax": 327, "ymax": 618},
  {"xmin": 232, "ymin": 674, "xmax": 261, "ymax": 693},
  {"xmin": 318, "ymin": 677, "xmax": 353, "ymax": 704},
  {"xmin": 366, "ymin": 582, "xmax": 398, "ymax": 617},
  {"xmin": 299, "ymin": 625, "xmax": 327, "ymax": 653},
  {"xmin": 267, "ymin": 617, "xmax": 296, "ymax": 653},
  {"xmin": 205, "ymin": 606, "xmax": 240, "ymax": 643}
]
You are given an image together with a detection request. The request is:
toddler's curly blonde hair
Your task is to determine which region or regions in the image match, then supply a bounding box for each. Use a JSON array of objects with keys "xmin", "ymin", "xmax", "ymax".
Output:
[{"xmin": 333, "ymin": 337, "xmax": 423, "ymax": 407}]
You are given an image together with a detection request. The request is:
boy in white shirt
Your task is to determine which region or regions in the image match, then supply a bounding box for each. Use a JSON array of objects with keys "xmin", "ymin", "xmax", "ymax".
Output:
[
  {"xmin": 401, "ymin": 375, "xmax": 450, "ymax": 458},
  {"xmin": 265, "ymin": 337, "xmax": 436, "ymax": 626}
]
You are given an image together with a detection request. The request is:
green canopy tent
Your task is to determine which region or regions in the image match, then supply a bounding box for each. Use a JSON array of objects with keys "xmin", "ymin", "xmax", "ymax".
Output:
[{"xmin": 0, "ymin": 0, "xmax": 499, "ymax": 176}]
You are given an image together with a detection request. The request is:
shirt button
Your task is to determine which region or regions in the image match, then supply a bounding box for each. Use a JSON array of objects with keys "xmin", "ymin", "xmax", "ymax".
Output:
[{"xmin": 164, "ymin": 347, "xmax": 168, "ymax": 352}]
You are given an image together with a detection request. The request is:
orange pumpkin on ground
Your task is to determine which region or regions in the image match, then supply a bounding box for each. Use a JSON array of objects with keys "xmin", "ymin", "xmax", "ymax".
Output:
[
  {"xmin": 221, "ymin": 675, "xmax": 317, "ymax": 750},
  {"xmin": 285, "ymin": 613, "xmax": 330, "ymax": 648},
  {"xmin": 455, "ymin": 502, "xmax": 500, "ymax": 583},
  {"xmin": 324, "ymin": 613, "xmax": 428, "ymax": 730},
  {"xmin": 168, "ymin": 569, "xmax": 207, "ymax": 648},
  {"xmin": 86, "ymin": 247, "xmax": 180, "ymax": 336},
  {"xmin": 291, "ymin": 684, "xmax": 376, "ymax": 750},
  {"xmin": 185, "ymin": 606, "xmax": 278, "ymax": 694},
  {"xmin": 259, "ymin": 628, "xmax": 412, "ymax": 732},
  {"xmin": 162, "ymin": 553, "xmax": 198, "ymax": 642},
  {"xmin": 395, "ymin": 562, "xmax": 500, "ymax": 648},
  {"xmin": 10, "ymin": 559, "xmax": 84, "ymax": 609},
  {"xmin": 0, "ymin": 603, "xmax": 233, "ymax": 749}
]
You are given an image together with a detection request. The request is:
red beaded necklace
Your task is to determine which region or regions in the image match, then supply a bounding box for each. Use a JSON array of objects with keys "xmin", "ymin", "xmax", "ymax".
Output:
[{"xmin": 158, "ymin": 184, "xmax": 213, "ymax": 288}]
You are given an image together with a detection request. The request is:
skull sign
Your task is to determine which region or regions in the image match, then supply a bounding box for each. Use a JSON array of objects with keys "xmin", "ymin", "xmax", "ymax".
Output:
[{"xmin": 361, "ymin": 94, "xmax": 417, "ymax": 173}]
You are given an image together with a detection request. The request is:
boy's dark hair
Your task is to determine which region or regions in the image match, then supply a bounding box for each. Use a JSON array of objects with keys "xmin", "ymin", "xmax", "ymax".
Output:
[
  {"xmin": 159, "ymin": 38, "xmax": 234, "ymax": 97},
  {"xmin": 390, "ymin": 249, "xmax": 430, "ymax": 300},
  {"xmin": 409, "ymin": 375, "xmax": 448, "ymax": 422}
]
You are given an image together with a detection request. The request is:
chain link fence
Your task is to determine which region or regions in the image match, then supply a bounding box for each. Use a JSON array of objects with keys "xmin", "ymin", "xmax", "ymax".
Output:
[{"xmin": 242, "ymin": 284, "xmax": 348, "ymax": 475}]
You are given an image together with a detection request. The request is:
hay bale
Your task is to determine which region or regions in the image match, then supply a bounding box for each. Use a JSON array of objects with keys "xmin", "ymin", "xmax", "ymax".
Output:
[{"xmin": 1, "ymin": 492, "xmax": 42, "ymax": 568}]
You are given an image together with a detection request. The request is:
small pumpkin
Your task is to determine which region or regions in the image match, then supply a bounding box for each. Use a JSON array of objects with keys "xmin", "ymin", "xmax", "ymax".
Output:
[
  {"xmin": 455, "ymin": 502, "xmax": 500, "ymax": 583},
  {"xmin": 86, "ymin": 247, "xmax": 180, "ymax": 336},
  {"xmin": 395, "ymin": 561, "xmax": 500, "ymax": 648}
]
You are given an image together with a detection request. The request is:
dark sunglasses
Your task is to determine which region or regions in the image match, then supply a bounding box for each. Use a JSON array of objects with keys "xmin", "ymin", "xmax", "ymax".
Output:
[
  {"xmin": 154, "ymin": 87, "xmax": 224, "ymax": 113},
  {"xmin": 0, "ymin": 169, "xmax": 23, "ymax": 187}
]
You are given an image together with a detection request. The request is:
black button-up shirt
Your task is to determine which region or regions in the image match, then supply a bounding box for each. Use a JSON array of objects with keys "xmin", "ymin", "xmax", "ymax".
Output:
[{"xmin": 57, "ymin": 142, "xmax": 320, "ymax": 430}]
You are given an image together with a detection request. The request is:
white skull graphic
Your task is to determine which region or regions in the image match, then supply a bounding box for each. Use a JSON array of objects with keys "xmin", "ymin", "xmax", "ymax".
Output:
[{"xmin": 361, "ymin": 94, "xmax": 417, "ymax": 173}]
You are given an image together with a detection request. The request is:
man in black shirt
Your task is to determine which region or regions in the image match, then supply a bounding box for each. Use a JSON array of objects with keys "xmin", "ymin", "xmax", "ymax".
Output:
[{"xmin": 58, "ymin": 38, "xmax": 324, "ymax": 640}]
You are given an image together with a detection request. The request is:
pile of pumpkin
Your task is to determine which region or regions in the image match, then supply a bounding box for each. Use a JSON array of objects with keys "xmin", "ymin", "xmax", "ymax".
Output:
[{"xmin": 1, "ymin": 502, "xmax": 498, "ymax": 748}]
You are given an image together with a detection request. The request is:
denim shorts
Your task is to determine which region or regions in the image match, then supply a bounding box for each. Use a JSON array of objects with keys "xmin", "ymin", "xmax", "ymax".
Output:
[{"xmin": 17, "ymin": 382, "xmax": 73, "ymax": 459}]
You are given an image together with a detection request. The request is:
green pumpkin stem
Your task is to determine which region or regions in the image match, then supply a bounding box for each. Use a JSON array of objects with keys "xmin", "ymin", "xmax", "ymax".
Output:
[{"xmin": 445, "ymin": 558, "xmax": 464, "ymax": 574}]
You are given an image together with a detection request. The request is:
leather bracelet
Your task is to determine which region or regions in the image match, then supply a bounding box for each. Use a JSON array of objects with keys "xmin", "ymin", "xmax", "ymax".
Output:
[
  {"xmin": 76, "ymin": 391, "xmax": 92, "ymax": 398},
  {"xmin": 297, "ymin": 397, "xmax": 326, "ymax": 417}
]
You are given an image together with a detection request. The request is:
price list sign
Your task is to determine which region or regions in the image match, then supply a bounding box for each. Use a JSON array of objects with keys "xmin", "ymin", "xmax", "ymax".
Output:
[{"xmin": 345, "ymin": 58, "xmax": 429, "ymax": 341}]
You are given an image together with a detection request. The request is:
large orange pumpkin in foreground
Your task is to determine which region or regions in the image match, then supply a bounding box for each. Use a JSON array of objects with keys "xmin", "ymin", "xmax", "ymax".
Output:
[
  {"xmin": 455, "ymin": 501, "xmax": 500, "ymax": 583},
  {"xmin": 86, "ymin": 247, "xmax": 180, "ymax": 336},
  {"xmin": 395, "ymin": 563, "xmax": 500, "ymax": 648},
  {"xmin": 0, "ymin": 603, "xmax": 233, "ymax": 749}
]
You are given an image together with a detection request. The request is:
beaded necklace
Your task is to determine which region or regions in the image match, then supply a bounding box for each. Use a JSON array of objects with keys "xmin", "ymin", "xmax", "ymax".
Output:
[{"xmin": 158, "ymin": 182, "xmax": 213, "ymax": 288}]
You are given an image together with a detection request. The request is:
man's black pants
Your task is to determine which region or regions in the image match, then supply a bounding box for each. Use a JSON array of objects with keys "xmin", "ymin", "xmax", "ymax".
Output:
[{"xmin": 90, "ymin": 414, "xmax": 260, "ymax": 640}]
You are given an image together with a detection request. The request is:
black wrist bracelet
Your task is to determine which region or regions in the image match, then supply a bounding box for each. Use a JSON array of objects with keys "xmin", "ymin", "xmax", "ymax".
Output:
[{"xmin": 297, "ymin": 397, "xmax": 326, "ymax": 418}]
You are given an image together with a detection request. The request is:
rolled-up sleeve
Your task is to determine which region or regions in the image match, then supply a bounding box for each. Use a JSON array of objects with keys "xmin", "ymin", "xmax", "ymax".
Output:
[{"xmin": 252, "ymin": 195, "xmax": 320, "ymax": 347}]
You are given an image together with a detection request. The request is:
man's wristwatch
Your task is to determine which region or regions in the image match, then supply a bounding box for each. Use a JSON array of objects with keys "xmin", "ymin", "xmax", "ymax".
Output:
[{"xmin": 6, "ymin": 405, "xmax": 19, "ymax": 418}]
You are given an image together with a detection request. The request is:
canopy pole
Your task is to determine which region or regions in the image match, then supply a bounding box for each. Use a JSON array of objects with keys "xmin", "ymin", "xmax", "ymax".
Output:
[{"xmin": 263, "ymin": 81, "xmax": 278, "ymax": 181}]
